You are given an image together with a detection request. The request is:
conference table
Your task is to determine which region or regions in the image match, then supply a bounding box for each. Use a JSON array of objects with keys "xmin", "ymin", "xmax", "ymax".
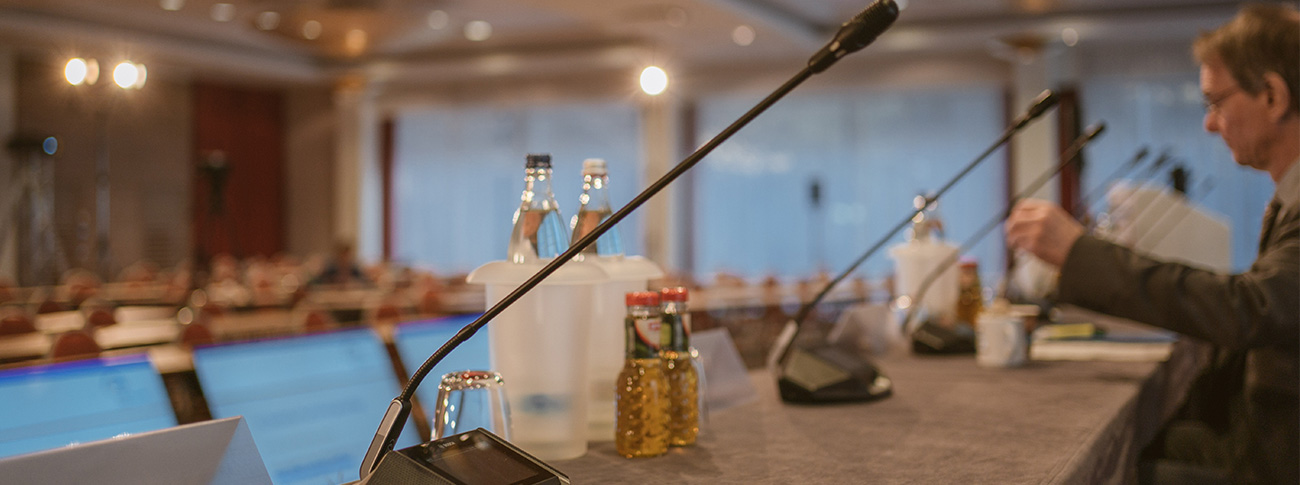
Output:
[{"xmin": 554, "ymin": 338, "xmax": 1205, "ymax": 484}]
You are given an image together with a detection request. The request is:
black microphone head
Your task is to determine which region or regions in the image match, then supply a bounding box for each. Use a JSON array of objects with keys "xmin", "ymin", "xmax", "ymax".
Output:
[
  {"xmin": 840, "ymin": 0, "xmax": 901, "ymax": 53},
  {"xmin": 808, "ymin": 0, "xmax": 900, "ymax": 73},
  {"xmin": 1026, "ymin": 90, "xmax": 1060, "ymax": 120},
  {"xmin": 1132, "ymin": 146, "xmax": 1150, "ymax": 165},
  {"xmin": 1152, "ymin": 151, "xmax": 1173, "ymax": 168},
  {"xmin": 1011, "ymin": 90, "xmax": 1059, "ymax": 129}
]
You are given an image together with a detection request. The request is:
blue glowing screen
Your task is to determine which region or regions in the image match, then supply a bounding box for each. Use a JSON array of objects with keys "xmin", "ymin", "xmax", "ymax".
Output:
[
  {"xmin": 0, "ymin": 354, "xmax": 177, "ymax": 459},
  {"xmin": 191, "ymin": 328, "xmax": 419, "ymax": 485}
]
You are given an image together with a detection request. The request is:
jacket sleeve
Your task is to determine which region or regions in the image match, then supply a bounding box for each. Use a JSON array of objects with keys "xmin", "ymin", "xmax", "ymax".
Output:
[{"xmin": 1057, "ymin": 210, "xmax": 1299, "ymax": 351}]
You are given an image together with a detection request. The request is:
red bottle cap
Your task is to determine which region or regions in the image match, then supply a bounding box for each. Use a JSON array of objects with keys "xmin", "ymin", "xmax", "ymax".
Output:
[
  {"xmin": 660, "ymin": 287, "xmax": 689, "ymax": 302},
  {"xmin": 625, "ymin": 291, "xmax": 660, "ymax": 307}
]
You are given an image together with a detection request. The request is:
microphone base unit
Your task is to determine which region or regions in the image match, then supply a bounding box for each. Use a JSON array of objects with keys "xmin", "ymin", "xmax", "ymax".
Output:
[
  {"xmin": 778, "ymin": 344, "xmax": 893, "ymax": 404},
  {"xmin": 359, "ymin": 428, "xmax": 569, "ymax": 485}
]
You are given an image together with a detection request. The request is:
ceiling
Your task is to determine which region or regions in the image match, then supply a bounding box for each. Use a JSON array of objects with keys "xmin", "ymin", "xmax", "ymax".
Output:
[{"xmin": 0, "ymin": 0, "xmax": 1254, "ymax": 85}]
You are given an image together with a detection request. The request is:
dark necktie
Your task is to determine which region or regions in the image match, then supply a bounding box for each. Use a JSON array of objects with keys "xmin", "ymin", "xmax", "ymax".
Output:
[{"xmin": 1259, "ymin": 199, "xmax": 1282, "ymax": 254}]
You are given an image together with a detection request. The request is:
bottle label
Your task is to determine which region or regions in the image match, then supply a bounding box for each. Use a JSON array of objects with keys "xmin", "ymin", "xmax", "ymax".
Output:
[
  {"xmin": 627, "ymin": 315, "xmax": 661, "ymax": 358},
  {"xmin": 661, "ymin": 312, "xmax": 690, "ymax": 351}
]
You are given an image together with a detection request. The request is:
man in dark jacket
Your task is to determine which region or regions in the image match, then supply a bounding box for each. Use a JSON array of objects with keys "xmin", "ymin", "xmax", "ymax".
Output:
[{"xmin": 1005, "ymin": 4, "xmax": 1298, "ymax": 483}]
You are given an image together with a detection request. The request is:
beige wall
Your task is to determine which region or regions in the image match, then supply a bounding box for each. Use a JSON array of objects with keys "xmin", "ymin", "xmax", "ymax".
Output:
[
  {"xmin": 284, "ymin": 85, "xmax": 337, "ymax": 260},
  {"xmin": 0, "ymin": 48, "xmax": 15, "ymax": 283}
]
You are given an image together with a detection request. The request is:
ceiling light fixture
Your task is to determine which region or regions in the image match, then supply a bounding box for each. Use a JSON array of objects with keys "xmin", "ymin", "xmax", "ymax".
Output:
[
  {"xmin": 64, "ymin": 58, "xmax": 99, "ymax": 86},
  {"xmin": 113, "ymin": 61, "xmax": 147, "ymax": 89},
  {"xmin": 210, "ymin": 3, "xmax": 235, "ymax": 22},
  {"xmin": 159, "ymin": 0, "xmax": 184, "ymax": 12},
  {"xmin": 640, "ymin": 66, "xmax": 668, "ymax": 96},
  {"xmin": 428, "ymin": 10, "xmax": 449, "ymax": 30},
  {"xmin": 345, "ymin": 29, "xmax": 368, "ymax": 55},
  {"xmin": 465, "ymin": 20, "xmax": 492, "ymax": 42},
  {"xmin": 732, "ymin": 25, "xmax": 755, "ymax": 46},
  {"xmin": 256, "ymin": 11, "xmax": 280, "ymax": 31},
  {"xmin": 1061, "ymin": 28, "xmax": 1079, "ymax": 47},
  {"xmin": 303, "ymin": 20, "xmax": 322, "ymax": 40}
]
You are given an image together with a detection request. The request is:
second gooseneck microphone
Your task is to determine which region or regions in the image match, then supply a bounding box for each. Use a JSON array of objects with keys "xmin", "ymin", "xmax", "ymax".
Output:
[{"xmin": 773, "ymin": 91, "xmax": 1060, "ymax": 403}]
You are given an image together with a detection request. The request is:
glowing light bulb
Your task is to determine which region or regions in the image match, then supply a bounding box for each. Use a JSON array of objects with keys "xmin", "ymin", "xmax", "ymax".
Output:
[
  {"xmin": 640, "ymin": 66, "xmax": 668, "ymax": 96},
  {"xmin": 114, "ymin": 62, "xmax": 139, "ymax": 89},
  {"xmin": 65, "ymin": 58, "xmax": 88, "ymax": 85}
]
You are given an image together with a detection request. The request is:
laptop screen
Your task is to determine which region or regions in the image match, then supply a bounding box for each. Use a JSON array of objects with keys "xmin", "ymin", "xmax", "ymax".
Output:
[
  {"xmin": 191, "ymin": 328, "xmax": 420, "ymax": 485},
  {"xmin": 0, "ymin": 353, "xmax": 177, "ymax": 459},
  {"xmin": 392, "ymin": 313, "xmax": 492, "ymax": 410}
]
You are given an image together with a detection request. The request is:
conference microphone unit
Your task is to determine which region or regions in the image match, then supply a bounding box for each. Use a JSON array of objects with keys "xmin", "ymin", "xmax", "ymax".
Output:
[
  {"xmin": 901, "ymin": 122, "xmax": 1107, "ymax": 329},
  {"xmin": 358, "ymin": 1, "xmax": 902, "ymax": 481},
  {"xmin": 770, "ymin": 90, "xmax": 1060, "ymax": 404}
]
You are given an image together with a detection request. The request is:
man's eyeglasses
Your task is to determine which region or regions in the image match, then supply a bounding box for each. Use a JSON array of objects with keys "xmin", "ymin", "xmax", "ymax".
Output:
[{"xmin": 1203, "ymin": 87, "xmax": 1242, "ymax": 113}]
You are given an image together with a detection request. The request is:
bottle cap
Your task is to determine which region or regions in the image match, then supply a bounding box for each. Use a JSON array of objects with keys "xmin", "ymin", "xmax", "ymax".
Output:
[
  {"xmin": 659, "ymin": 286, "xmax": 689, "ymax": 302},
  {"xmin": 525, "ymin": 154, "xmax": 552, "ymax": 169},
  {"xmin": 581, "ymin": 158, "xmax": 607, "ymax": 176},
  {"xmin": 625, "ymin": 291, "xmax": 660, "ymax": 307}
]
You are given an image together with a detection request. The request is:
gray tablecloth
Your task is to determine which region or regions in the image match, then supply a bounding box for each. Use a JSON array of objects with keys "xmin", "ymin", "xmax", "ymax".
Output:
[{"xmin": 553, "ymin": 340, "xmax": 1203, "ymax": 484}]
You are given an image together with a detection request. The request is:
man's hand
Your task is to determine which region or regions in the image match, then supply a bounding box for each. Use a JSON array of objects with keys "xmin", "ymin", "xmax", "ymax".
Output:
[{"xmin": 1005, "ymin": 199, "xmax": 1086, "ymax": 267}]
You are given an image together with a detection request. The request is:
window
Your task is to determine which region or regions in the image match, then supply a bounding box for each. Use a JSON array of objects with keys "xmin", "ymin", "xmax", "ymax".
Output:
[
  {"xmin": 693, "ymin": 85, "xmax": 1007, "ymax": 283},
  {"xmin": 393, "ymin": 100, "xmax": 643, "ymax": 274}
]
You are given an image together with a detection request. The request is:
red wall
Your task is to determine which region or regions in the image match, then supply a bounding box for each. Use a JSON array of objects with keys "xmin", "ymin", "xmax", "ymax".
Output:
[{"xmin": 192, "ymin": 83, "xmax": 285, "ymax": 264}]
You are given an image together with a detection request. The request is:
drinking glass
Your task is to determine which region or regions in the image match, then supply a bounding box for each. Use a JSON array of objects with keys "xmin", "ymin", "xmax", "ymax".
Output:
[{"xmin": 433, "ymin": 370, "xmax": 512, "ymax": 440}]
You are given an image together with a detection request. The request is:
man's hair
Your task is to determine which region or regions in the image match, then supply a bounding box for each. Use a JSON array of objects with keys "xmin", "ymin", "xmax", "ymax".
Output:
[{"xmin": 1194, "ymin": 3, "xmax": 1300, "ymax": 115}]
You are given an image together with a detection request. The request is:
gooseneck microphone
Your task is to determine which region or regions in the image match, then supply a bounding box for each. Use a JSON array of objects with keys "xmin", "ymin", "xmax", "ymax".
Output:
[
  {"xmin": 770, "ymin": 90, "xmax": 1059, "ymax": 403},
  {"xmin": 902, "ymin": 123, "xmax": 1107, "ymax": 327},
  {"xmin": 360, "ymin": 0, "xmax": 901, "ymax": 477},
  {"xmin": 808, "ymin": 0, "xmax": 902, "ymax": 73},
  {"xmin": 1076, "ymin": 146, "xmax": 1149, "ymax": 221},
  {"xmin": 1088, "ymin": 151, "xmax": 1172, "ymax": 232}
]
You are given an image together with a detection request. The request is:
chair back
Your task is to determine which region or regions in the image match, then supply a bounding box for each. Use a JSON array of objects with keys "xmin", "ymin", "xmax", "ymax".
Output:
[
  {"xmin": 0, "ymin": 313, "xmax": 37, "ymax": 336},
  {"xmin": 86, "ymin": 308, "xmax": 118, "ymax": 329},
  {"xmin": 49, "ymin": 330, "xmax": 102, "ymax": 359},
  {"xmin": 36, "ymin": 299, "xmax": 65, "ymax": 315},
  {"xmin": 179, "ymin": 323, "xmax": 215, "ymax": 348},
  {"xmin": 302, "ymin": 311, "xmax": 335, "ymax": 333}
]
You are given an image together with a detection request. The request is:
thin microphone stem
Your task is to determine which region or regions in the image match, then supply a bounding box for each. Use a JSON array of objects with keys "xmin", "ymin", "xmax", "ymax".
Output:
[
  {"xmin": 775, "ymin": 91, "xmax": 1058, "ymax": 365},
  {"xmin": 1088, "ymin": 155, "xmax": 1171, "ymax": 232},
  {"xmin": 1076, "ymin": 146, "xmax": 1149, "ymax": 220},
  {"xmin": 902, "ymin": 123, "xmax": 1105, "ymax": 326},
  {"xmin": 1100, "ymin": 168, "xmax": 1178, "ymax": 239}
]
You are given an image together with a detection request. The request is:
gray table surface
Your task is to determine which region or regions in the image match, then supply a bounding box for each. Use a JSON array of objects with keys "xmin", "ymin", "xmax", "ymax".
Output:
[{"xmin": 552, "ymin": 341, "xmax": 1203, "ymax": 484}]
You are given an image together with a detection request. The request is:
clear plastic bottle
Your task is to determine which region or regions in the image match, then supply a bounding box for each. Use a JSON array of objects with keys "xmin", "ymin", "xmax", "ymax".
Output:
[
  {"xmin": 570, "ymin": 158, "xmax": 624, "ymax": 257},
  {"xmin": 508, "ymin": 154, "xmax": 570, "ymax": 263},
  {"xmin": 659, "ymin": 287, "xmax": 699, "ymax": 447},
  {"xmin": 615, "ymin": 291, "xmax": 669, "ymax": 458},
  {"xmin": 908, "ymin": 193, "xmax": 945, "ymax": 242}
]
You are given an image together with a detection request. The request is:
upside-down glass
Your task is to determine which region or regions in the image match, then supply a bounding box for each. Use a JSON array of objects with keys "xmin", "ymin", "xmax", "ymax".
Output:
[{"xmin": 433, "ymin": 370, "xmax": 512, "ymax": 440}]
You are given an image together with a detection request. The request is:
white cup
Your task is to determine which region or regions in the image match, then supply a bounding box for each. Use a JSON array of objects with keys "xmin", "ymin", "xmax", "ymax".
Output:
[{"xmin": 976, "ymin": 313, "xmax": 1028, "ymax": 368}]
